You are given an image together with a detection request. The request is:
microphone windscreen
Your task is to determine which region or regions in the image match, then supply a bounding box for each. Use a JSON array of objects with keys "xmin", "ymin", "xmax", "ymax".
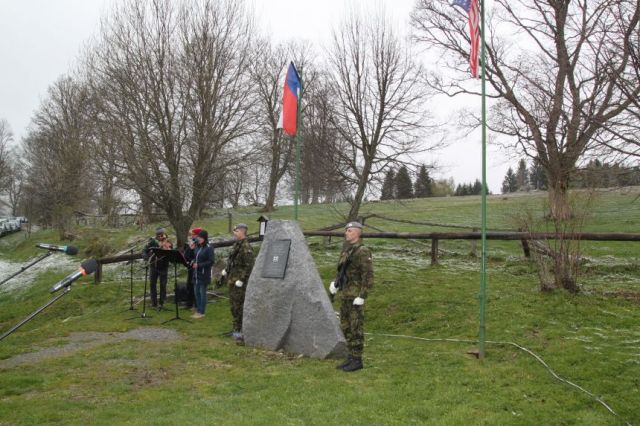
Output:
[
  {"xmin": 65, "ymin": 246, "xmax": 79, "ymax": 255},
  {"xmin": 81, "ymin": 259, "xmax": 99, "ymax": 275}
]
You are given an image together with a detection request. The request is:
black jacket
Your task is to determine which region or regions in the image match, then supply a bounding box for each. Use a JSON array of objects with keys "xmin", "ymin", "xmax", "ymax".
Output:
[{"xmin": 193, "ymin": 244, "xmax": 213, "ymax": 285}]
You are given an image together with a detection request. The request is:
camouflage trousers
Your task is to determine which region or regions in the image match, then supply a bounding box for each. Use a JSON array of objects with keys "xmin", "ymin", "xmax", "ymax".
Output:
[
  {"xmin": 340, "ymin": 298, "xmax": 364, "ymax": 358},
  {"xmin": 229, "ymin": 283, "xmax": 246, "ymax": 332}
]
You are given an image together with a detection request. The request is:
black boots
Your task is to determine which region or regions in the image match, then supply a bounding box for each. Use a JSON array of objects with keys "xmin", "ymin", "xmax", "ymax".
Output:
[
  {"xmin": 341, "ymin": 357, "xmax": 363, "ymax": 372},
  {"xmin": 336, "ymin": 356, "xmax": 353, "ymax": 369}
]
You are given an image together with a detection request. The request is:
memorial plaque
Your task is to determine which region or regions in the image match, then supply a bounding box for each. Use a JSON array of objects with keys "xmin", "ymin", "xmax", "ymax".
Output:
[{"xmin": 261, "ymin": 239, "xmax": 291, "ymax": 279}]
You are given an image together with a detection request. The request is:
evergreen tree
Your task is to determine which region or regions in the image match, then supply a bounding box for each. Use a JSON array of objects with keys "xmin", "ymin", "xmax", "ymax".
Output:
[
  {"xmin": 414, "ymin": 164, "xmax": 432, "ymax": 198},
  {"xmin": 380, "ymin": 168, "xmax": 395, "ymax": 200},
  {"xmin": 472, "ymin": 179, "xmax": 482, "ymax": 195},
  {"xmin": 501, "ymin": 167, "xmax": 518, "ymax": 193},
  {"xmin": 395, "ymin": 165, "xmax": 413, "ymax": 199},
  {"xmin": 515, "ymin": 158, "xmax": 529, "ymax": 191},
  {"xmin": 529, "ymin": 157, "xmax": 547, "ymax": 190}
]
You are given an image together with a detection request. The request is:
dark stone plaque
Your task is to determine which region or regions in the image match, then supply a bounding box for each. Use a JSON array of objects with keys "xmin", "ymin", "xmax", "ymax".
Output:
[{"xmin": 261, "ymin": 239, "xmax": 291, "ymax": 279}]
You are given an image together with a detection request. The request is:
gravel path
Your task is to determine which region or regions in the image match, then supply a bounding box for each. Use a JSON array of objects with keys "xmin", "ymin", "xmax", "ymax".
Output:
[{"xmin": 0, "ymin": 327, "xmax": 180, "ymax": 369}]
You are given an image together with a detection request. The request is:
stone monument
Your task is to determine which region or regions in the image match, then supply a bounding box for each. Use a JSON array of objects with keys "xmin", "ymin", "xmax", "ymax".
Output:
[{"xmin": 242, "ymin": 220, "xmax": 347, "ymax": 359}]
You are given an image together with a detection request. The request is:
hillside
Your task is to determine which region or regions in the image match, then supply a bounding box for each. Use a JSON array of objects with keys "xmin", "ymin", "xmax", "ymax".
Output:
[{"xmin": 0, "ymin": 190, "xmax": 639, "ymax": 424}]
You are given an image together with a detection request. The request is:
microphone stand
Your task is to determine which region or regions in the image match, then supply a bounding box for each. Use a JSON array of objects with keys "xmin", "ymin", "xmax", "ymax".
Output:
[
  {"xmin": 128, "ymin": 249, "xmax": 135, "ymax": 311},
  {"xmin": 140, "ymin": 255, "xmax": 152, "ymax": 318},
  {"xmin": 129, "ymin": 253, "xmax": 153, "ymax": 320},
  {"xmin": 163, "ymin": 250, "xmax": 190, "ymax": 324},
  {"xmin": 0, "ymin": 287, "xmax": 71, "ymax": 342},
  {"xmin": 0, "ymin": 251, "xmax": 54, "ymax": 288}
]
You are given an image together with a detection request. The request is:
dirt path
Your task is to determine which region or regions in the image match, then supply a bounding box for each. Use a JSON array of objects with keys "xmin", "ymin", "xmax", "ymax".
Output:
[{"xmin": 0, "ymin": 327, "xmax": 180, "ymax": 369}]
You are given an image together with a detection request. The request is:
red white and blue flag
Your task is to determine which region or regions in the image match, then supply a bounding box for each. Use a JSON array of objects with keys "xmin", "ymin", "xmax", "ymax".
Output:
[
  {"xmin": 280, "ymin": 62, "xmax": 301, "ymax": 136},
  {"xmin": 453, "ymin": 0, "xmax": 480, "ymax": 78}
]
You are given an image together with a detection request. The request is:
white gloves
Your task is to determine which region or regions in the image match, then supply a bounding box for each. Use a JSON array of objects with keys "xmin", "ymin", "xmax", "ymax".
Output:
[
  {"xmin": 329, "ymin": 281, "xmax": 337, "ymax": 295},
  {"xmin": 235, "ymin": 280, "xmax": 243, "ymax": 288},
  {"xmin": 353, "ymin": 297, "xmax": 365, "ymax": 306},
  {"xmin": 221, "ymin": 269, "xmax": 227, "ymax": 277}
]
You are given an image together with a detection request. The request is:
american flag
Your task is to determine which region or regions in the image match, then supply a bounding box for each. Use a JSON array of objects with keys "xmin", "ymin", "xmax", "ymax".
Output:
[{"xmin": 452, "ymin": 0, "xmax": 480, "ymax": 78}]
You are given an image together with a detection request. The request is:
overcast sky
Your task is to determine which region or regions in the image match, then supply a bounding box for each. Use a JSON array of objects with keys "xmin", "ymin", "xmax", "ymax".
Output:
[{"xmin": 0, "ymin": 0, "xmax": 511, "ymax": 193}]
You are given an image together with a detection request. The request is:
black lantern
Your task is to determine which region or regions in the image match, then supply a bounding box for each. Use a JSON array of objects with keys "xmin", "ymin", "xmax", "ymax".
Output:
[{"xmin": 257, "ymin": 215, "xmax": 269, "ymax": 238}]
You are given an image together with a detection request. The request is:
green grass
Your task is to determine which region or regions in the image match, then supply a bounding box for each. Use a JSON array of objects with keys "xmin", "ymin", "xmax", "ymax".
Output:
[{"xmin": 0, "ymin": 190, "xmax": 638, "ymax": 425}]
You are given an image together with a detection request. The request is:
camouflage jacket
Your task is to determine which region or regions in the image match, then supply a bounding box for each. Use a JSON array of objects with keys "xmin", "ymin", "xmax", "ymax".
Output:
[
  {"xmin": 227, "ymin": 238, "xmax": 255, "ymax": 283},
  {"xmin": 336, "ymin": 242, "xmax": 374, "ymax": 299}
]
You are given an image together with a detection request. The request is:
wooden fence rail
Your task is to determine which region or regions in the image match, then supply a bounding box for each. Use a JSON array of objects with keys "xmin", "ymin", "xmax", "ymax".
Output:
[
  {"xmin": 303, "ymin": 231, "xmax": 640, "ymax": 265},
  {"xmin": 94, "ymin": 231, "xmax": 640, "ymax": 282}
]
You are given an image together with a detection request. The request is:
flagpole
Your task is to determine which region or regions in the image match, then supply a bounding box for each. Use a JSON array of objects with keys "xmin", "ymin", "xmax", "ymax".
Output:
[
  {"xmin": 478, "ymin": 0, "xmax": 488, "ymax": 360},
  {"xmin": 294, "ymin": 66, "xmax": 303, "ymax": 221}
]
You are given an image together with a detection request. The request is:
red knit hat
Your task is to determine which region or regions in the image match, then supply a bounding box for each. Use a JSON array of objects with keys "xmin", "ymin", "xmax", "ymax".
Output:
[{"xmin": 190, "ymin": 227, "xmax": 202, "ymax": 235}]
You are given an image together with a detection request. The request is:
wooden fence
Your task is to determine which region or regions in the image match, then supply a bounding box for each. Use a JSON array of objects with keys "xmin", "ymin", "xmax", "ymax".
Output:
[{"xmin": 93, "ymin": 231, "xmax": 640, "ymax": 283}]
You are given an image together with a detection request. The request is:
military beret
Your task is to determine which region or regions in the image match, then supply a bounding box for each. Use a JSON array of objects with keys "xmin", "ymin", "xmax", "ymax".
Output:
[
  {"xmin": 155, "ymin": 227, "xmax": 166, "ymax": 235},
  {"xmin": 345, "ymin": 221, "xmax": 363, "ymax": 230},
  {"xmin": 234, "ymin": 223, "xmax": 248, "ymax": 231}
]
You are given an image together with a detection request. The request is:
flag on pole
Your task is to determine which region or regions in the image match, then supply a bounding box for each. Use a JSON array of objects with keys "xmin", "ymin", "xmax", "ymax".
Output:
[
  {"xmin": 280, "ymin": 62, "xmax": 301, "ymax": 136},
  {"xmin": 452, "ymin": 0, "xmax": 480, "ymax": 78}
]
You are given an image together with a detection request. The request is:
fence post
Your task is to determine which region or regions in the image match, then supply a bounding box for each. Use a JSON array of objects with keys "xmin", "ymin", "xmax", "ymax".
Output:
[
  {"xmin": 470, "ymin": 227, "xmax": 478, "ymax": 257},
  {"xmin": 431, "ymin": 239, "xmax": 439, "ymax": 265},
  {"xmin": 227, "ymin": 211, "xmax": 233, "ymax": 233},
  {"xmin": 94, "ymin": 262, "xmax": 103, "ymax": 284},
  {"xmin": 519, "ymin": 228, "xmax": 531, "ymax": 258}
]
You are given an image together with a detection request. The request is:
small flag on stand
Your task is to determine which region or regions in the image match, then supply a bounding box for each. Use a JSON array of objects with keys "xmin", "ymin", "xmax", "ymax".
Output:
[
  {"xmin": 452, "ymin": 0, "xmax": 480, "ymax": 78},
  {"xmin": 279, "ymin": 62, "xmax": 301, "ymax": 136}
]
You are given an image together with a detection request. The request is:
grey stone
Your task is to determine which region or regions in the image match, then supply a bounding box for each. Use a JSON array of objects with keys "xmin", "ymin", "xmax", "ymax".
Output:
[{"xmin": 243, "ymin": 220, "xmax": 347, "ymax": 359}]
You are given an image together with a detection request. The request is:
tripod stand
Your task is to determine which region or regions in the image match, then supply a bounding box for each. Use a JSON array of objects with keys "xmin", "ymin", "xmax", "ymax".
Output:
[
  {"xmin": 128, "ymin": 255, "xmax": 153, "ymax": 320},
  {"xmin": 127, "ymin": 248, "xmax": 136, "ymax": 311}
]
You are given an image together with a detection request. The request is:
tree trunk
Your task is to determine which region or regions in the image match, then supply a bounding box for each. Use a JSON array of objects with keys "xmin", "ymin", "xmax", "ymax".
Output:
[
  {"xmin": 139, "ymin": 191, "xmax": 154, "ymax": 225},
  {"xmin": 348, "ymin": 166, "xmax": 371, "ymax": 220},
  {"xmin": 554, "ymin": 251, "xmax": 579, "ymax": 293},
  {"xmin": 547, "ymin": 171, "xmax": 572, "ymax": 221},
  {"xmin": 263, "ymin": 177, "xmax": 278, "ymax": 212},
  {"xmin": 167, "ymin": 212, "xmax": 192, "ymax": 248}
]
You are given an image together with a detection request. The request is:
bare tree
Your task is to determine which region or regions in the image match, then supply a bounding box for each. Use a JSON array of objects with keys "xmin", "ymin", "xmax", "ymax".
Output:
[
  {"xmin": 87, "ymin": 0, "xmax": 256, "ymax": 245},
  {"xmin": 5, "ymin": 148, "xmax": 26, "ymax": 216},
  {"xmin": 328, "ymin": 8, "xmax": 431, "ymax": 220},
  {"xmin": 248, "ymin": 40, "xmax": 295, "ymax": 212},
  {"xmin": 22, "ymin": 77, "xmax": 94, "ymax": 238},
  {"xmin": 412, "ymin": 0, "xmax": 640, "ymax": 220},
  {"xmin": 299, "ymin": 73, "xmax": 350, "ymax": 204},
  {"xmin": 0, "ymin": 119, "xmax": 13, "ymax": 190}
]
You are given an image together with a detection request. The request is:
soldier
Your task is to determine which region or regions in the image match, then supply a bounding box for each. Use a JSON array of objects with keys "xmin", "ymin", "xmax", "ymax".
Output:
[
  {"xmin": 328, "ymin": 221, "xmax": 373, "ymax": 372},
  {"xmin": 220, "ymin": 223, "xmax": 255, "ymax": 342}
]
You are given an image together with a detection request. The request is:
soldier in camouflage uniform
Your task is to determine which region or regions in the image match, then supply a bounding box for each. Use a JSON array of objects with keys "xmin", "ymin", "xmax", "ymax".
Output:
[
  {"xmin": 328, "ymin": 221, "xmax": 373, "ymax": 372},
  {"xmin": 220, "ymin": 223, "xmax": 255, "ymax": 342}
]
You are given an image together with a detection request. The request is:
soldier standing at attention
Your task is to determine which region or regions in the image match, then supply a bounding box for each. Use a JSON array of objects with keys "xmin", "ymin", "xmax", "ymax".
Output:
[
  {"xmin": 221, "ymin": 223, "xmax": 255, "ymax": 342},
  {"xmin": 328, "ymin": 221, "xmax": 373, "ymax": 372}
]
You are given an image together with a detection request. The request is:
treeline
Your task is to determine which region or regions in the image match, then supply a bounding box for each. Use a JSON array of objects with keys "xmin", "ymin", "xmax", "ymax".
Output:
[
  {"xmin": 502, "ymin": 158, "xmax": 639, "ymax": 194},
  {"xmin": 380, "ymin": 165, "xmax": 432, "ymax": 200},
  {"xmin": 3, "ymin": 0, "xmax": 434, "ymax": 244},
  {"xmin": 573, "ymin": 160, "xmax": 640, "ymax": 189},
  {"xmin": 379, "ymin": 165, "xmax": 489, "ymax": 199}
]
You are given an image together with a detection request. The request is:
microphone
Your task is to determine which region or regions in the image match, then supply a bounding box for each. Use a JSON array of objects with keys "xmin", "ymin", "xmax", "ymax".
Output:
[
  {"xmin": 36, "ymin": 243, "xmax": 79, "ymax": 255},
  {"xmin": 49, "ymin": 259, "xmax": 99, "ymax": 293}
]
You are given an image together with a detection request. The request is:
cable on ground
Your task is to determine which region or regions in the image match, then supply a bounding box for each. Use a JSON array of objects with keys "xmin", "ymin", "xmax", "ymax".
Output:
[{"xmin": 366, "ymin": 332, "xmax": 629, "ymax": 425}]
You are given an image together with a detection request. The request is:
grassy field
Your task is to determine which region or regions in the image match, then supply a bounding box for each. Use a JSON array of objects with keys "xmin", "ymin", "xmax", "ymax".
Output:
[{"xmin": 0, "ymin": 189, "xmax": 638, "ymax": 425}]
